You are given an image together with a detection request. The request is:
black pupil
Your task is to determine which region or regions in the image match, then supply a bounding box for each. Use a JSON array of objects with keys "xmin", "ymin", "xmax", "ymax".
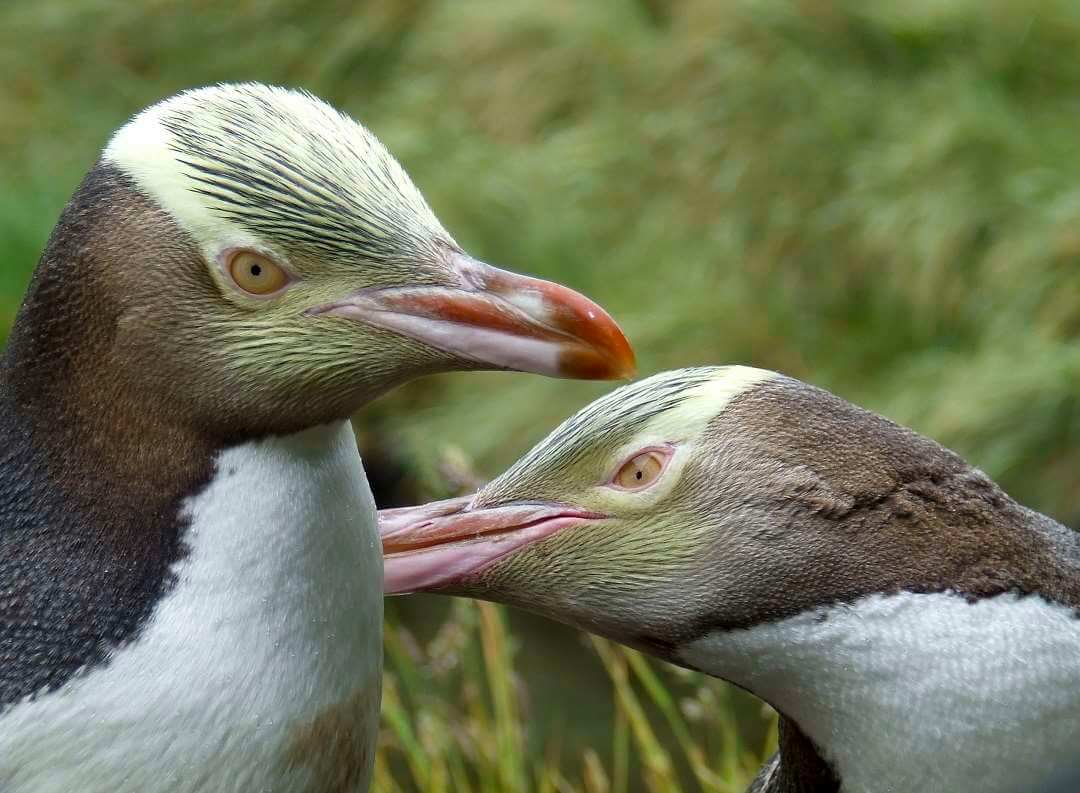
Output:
[
  {"xmin": 250, "ymin": 264, "xmax": 263, "ymax": 277},
  {"xmin": 635, "ymin": 470, "xmax": 643, "ymax": 479}
]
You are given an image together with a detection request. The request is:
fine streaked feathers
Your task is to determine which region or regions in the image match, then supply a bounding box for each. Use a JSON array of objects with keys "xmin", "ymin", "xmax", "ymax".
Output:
[
  {"xmin": 381, "ymin": 365, "xmax": 1080, "ymax": 793},
  {"xmin": 105, "ymin": 83, "xmax": 449, "ymax": 264}
]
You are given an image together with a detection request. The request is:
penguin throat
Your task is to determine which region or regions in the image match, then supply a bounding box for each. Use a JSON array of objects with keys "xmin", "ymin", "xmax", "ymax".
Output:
[{"xmin": 679, "ymin": 591, "xmax": 1080, "ymax": 793}]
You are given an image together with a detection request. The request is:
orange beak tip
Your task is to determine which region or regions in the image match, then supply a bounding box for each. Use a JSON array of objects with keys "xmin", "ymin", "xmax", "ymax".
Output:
[{"xmin": 316, "ymin": 255, "xmax": 637, "ymax": 381}]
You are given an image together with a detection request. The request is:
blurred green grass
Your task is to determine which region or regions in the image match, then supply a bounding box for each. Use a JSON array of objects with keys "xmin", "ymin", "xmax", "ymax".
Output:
[
  {"xmin": 3, "ymin": 0, "xmax": 1079, "ymax": 790},
  {"xmin": 377, "ymin": 601, "xmax": 768, "ymax": 793}
]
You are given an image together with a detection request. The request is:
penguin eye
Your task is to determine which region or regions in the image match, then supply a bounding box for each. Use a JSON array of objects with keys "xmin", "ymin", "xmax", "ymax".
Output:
[
  {"xmin": 609, "ymin": 447, "xmax": 671, "ymax": 491},
  {"xmin": 227, "ymin": 251, "xmax": 290, "ymax": 296}
]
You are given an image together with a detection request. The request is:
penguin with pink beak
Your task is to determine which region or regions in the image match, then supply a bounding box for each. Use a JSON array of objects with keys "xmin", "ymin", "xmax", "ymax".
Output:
[{"xmin": 382, "ymin": 366, "xmax": 1080, "ymax": 793}]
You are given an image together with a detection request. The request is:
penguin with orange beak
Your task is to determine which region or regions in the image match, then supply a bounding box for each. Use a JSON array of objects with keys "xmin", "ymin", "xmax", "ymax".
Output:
[{"xmin": 0, "ymin": 83, "xmax": 634, "ymax": 793}]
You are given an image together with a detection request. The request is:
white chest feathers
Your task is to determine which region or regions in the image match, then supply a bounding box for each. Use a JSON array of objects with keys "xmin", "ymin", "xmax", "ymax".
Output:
[
  {"xmin": 680, "ymin": 591, "xmax": 1080, "ymax": 793},
  {"xmin": 0, "ymin": 422, "xmax": 383, "ymax": 793}
]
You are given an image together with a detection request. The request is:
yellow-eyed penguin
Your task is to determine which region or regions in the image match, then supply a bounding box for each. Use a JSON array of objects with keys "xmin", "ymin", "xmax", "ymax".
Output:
[
  {"xmin": 0, "ymin": 83, "xmax": 635, "ymax": 793},
  {"xmin": 381, "ymin": 366, "xmax": 1080, "ymax": 793}
]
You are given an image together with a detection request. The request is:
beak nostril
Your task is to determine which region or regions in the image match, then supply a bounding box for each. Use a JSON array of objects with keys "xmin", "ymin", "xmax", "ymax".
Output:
[{"xmin": 450, "ymin": 253, "xmax": 495, "ymax": 291}]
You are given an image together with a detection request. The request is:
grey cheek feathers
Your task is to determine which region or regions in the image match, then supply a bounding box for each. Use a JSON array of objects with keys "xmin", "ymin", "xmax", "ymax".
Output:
[{"xmin": 668, "ymin": 376, "xmax": 1080, "ymax": 643}]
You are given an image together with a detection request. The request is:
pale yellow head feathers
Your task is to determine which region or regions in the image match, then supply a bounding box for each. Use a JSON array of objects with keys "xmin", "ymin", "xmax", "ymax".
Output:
[
  {"xmin": 104, "ymin": 83, "xmax": 451, "ymax": 267},
  {"xmin": 478, "ymin": 365, "xmax": 776, "ymax": 514}
]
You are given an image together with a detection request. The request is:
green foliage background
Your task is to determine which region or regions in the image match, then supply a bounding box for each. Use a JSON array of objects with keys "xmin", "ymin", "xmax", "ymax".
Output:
[{"xmin": 2, "ymin": 1, "xmax": 1079, "ymax": 790}]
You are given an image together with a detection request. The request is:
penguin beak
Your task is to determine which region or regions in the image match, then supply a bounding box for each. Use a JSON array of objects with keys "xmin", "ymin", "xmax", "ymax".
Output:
[
  {"xmin": 380, "ymin": 497, "xmax": 603, "ymax": 594},
  {"xmin": 309, "ymin": 255, "xmax": 636, "ymax": 380}
]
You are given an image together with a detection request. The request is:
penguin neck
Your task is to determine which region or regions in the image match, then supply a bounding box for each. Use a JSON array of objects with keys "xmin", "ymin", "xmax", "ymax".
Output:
[
  {"xmin": 0, "ymin": 421, "xmax": 383, "ymax": 792},
  {"xmin": 0, "ymin": 177, "xmax": 242, "ymax": 705},
  {"xmin": 682, "ymin": 591, "xmax": 1080, "ymax": 793},
  {"xmin": 1, "ymin": 161, "xmax": 216, "ymax": 519},
  {"xmin": 0, "ymin": 329, "xmax": 218, "ymax": 706}
]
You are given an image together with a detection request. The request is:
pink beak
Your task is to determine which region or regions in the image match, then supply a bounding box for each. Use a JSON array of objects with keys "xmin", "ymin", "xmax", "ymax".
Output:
[{"xmin": 380, "ymin": 497, "xmax": 603, "ymax": 594}]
